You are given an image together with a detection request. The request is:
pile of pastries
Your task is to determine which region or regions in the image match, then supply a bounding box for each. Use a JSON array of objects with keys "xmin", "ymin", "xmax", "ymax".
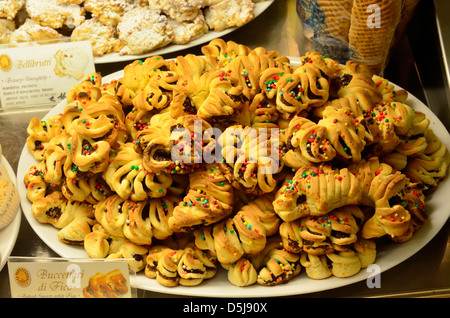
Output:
[
  {"xmin": 0, "ymin": 0, "xmax": 263, "ymax": 56},
  {"xmin": 23, "ymin": 39, "xmax": 450, "ymax": 288}
]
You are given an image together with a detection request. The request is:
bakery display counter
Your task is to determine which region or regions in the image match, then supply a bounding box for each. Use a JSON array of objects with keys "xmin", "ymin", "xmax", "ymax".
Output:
[{"xmin": 1, "ymin": 0, "xmax": 449, "ymax": 298}]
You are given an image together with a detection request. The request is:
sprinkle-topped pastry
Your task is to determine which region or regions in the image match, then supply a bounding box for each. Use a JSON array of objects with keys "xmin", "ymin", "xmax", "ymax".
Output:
[{"xmin": 22, "ymin": 40, "xmax": 449, "ymax": 289}]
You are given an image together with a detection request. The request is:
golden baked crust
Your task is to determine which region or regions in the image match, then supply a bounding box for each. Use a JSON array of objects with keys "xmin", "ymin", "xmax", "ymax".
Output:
[{"xmin": 22, "ymin": 40, "xmax": 450, "ymax": 289}]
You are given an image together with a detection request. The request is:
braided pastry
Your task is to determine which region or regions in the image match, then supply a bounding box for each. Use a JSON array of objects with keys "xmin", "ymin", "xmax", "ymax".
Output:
[
  {"xmin": 299, "ymin": 51, "xmax": 341, "ymax": 80},
  {"xmin": 224, "ymin": 257, "xmax": 257, "ymax": 287},
  {"xmin": 103, "ymin": 143, "xmax": 173, "ymax": 201},
  {"xmin": 280, "ymin": 205, "xmax": 364, "ymax": 255},
  {"xmin": 300, "ymin": 253, "xmax": 332, "ymax": 280},
  {"xmin": 274, "ymin": 63, "xmax": 330, "ymax": 119},
  {"xmin": 284, "ymin": 107, "xmax": 366, "ymax": 167},
  {"xmin": 372, "ymin": 74, "xmax": 408, "ymax": 104},
  {"xmin": 192, "ymin": 196, "xmax": 279, "ymax": 265},
  {"xmin": 169, "ymin": 163, "xmax": 234, "ymax": 232},
  {"xmin": 131, "ymin": 62, "xmax": 179, "ymax": 113},
  {"xmin": 66, "ymin": 77, "xmax": 102, "ymax": 108},
  {"xmin": 218, "ymin": 125, "xmax": 283, "ymax": 194},
  {"xmin": 223, "ymin": 47, "xmax": 292, "ymax": 100},
  {"xmin": 237, "ymin": 92, "xmax": 279, "ymax": 128},
  {"xmin": 201, "ymin": 38, "xmax": 251, "ymax": 70},
  {"xmin": 24, "ymin": 161, "xmax": 50, "ymax": 202},
  {"xmin": 171, "ymin": 68, "xmax": 245, "ymax": 122},
  {"xmin": 72, "ymin": 96, "xmax": 128, "ymax": 149},
  {"xmin": 31, "ymin": 191, "xmax": 95, "ymax": 245},
  {"xmin": 273, "ymin": 164, "xmax": 361, "ymax": 221},
  {"xmin": 26, "ymin": 114, "xmax": 64, "ymax": 161},
  {"xmin": 326, "ymin": 250, "xmax": 361, "ymax": 278},
  {"xmin": 125, "ymin": 196, "xmax": 180, "ymax": 244},
  {"xmin": 404, "ymin": 129, "xmax": 450, "ymax": 190},
  {"xmin": 145, "ymin": 243, "xmax": 217, "ymax": 287},
  {"xmin": 107, "ymin": 240, "xmax": 149, "ymax": 272},
  {"xmin": 249, "ymin": 238, "xmax": 301, "ymax": 286},
  {"xmin": 84, "ymin": 224, "xmax": 125, "ymax": 258}
]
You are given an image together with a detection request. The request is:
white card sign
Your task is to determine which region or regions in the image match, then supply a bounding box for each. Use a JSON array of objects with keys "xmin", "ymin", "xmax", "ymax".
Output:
[{"xmin": 0, "ymin": 40, "xmax": 95, "ymax": 109}]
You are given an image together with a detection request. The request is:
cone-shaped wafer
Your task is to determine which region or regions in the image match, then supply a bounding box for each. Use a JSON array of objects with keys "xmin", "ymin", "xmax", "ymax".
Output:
[
  {"xmin": 317, "ymin": 0, "xmax": 353, "ymax": 42},
  {"xmin": 349, "ymin": 0, "xmax": 402, "ymax": 74}
]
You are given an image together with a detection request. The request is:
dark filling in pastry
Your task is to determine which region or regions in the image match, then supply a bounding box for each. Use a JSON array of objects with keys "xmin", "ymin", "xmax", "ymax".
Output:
[
  {"xmin": 183, "ymin": 97, "xmax": 197, "ymax": 114},
  {"xmin": 46, "ymin": 206, "xmax": 62, "ymax": 219},
  {"xmin": 331, "ymin": 230, "xmax": 350, "ymax": 238},
  {"xmin": 388, "ymin": 195, "xmax": 403, "ymax": 207},
  {"xmin": 34, "ymin": 140, "xmax": 42, "ymax": 150},
  {"xmin": 296, "ymin": 194, "xmax": 307, "ymax": 205},
  {"xmin": 153, "ymin": 148, "xmax": 171, "ymax": 161},
  {"xmin": 81, "ymin": 140, "xmax": 96, "ymax": 155},
  {"xmin": 339, "ymin": 136, "xmax": 352, "ymax": 156}
]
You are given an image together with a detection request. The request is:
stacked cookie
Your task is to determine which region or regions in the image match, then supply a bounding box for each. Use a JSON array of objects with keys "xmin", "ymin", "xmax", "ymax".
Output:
[
  {"xmin": 0, "ymin": 0, "xmax": 261, "ymax": 57},
  {"xmin": 24, "ymin": 39, "xmax": 449, "ymax": 288}
]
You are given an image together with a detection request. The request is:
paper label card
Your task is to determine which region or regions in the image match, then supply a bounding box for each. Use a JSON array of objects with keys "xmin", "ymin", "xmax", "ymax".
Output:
[
  {"xmin": 8, "ymin": 257, "xmax": 134, "ymax": 298},
  {"xmin": 0, "ymin": 40, "xmax": 95, "ymax": 110}
]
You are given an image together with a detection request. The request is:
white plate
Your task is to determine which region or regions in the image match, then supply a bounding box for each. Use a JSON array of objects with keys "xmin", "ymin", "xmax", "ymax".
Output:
[
  {"xmin": 93, "ymin": 1, "xmax": 274, "ymax": 64},
  {"xmin": 0, "ymin": 155, "xmax": 21, "ymax": 272},
  {"xmin": 17, "ymin": 59, "xmax": 450, "ymax": 297}
]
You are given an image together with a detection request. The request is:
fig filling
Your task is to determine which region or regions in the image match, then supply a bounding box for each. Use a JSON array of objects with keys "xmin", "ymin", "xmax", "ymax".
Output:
[
  {"xmin": 183, "ymin": 97, "xmax": 197, "ymax": 114},
  {"xmin": 46, "ymin": 206, "xmax": 62, "ymax": 219},
  {"xmin": 34, "ymin": 140, "xmax": 43, "ymax": 150},
  {"xmin": 331, "ymin": 230, "xmax": 350, "ymax": 239},
  {"xmin": 81, "ymin": 140, "xmax": 96, "ymax": 155},
  {"xmin": 296, "ymin": 194, "xmax": 307, "ymax": 205}
]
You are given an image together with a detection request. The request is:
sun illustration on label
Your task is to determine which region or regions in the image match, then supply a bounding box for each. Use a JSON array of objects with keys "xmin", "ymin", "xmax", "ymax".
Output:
[
  {"xmin": 15, "ymin": 267, "xmax": 31, "ymax": 287},
  {"xmin": 0, "ymin": 54, "xmax": 12, "ymax": 71}
]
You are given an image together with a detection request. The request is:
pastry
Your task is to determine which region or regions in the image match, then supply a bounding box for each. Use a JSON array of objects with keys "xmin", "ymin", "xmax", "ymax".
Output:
[
  {"xmin": 83, "ymin": 0, "xmax": 132, "ymax": 27},
  {"xmin": 0, "ymin": 18, "xmax": 15, "ymax": 43},
  {"xmin": 108, "ymin": 240, "xmax": 148, "ymax": 272},
  {"xmin": 201, "ymin": 38, "xmax": 251, "ymax": 70},
  {"xmin": 149, "ymin": 0, "xmax": 205, "ymax": 23},
  {"xmin": 300, "ymin": 252, "xmax": 332, "ymax": 280},
  {"xmin": 21, "ymin": 40, "xmax": 450, "ymax": 288},
  {"xmin": 169, "ymin": 163, "xmax": 234, "ymax": 232},
  {"xmin": 326, "ymin": 250, "xmax": 361, "ymax": 278},
  {"xmin": 218, "ymin": 125, "xmax": 283, "ymax": 194},
  {"xmin": 116, "ymin": 7, "xmax": 174, "ymax": 55},
  {"xmin": 225, "ymin": 257, "xmax": 257, "ymax": 287},
  {"xmin": 204, "ymin": 0, "xmax": 254, "ymax": 32},
  {"xmin": 273, "ymin": 164, "xmax": 361, "ymax": 221},
  {"xmin": 71, "ymin": 17, "xmax": 121, "ymax": 57},
  {"xmin": 168, "ymin": 14, "xmax": 209, "ymax": 44},
  {"xmin": 83, "ymin": 224, "xmax": 111, "ymax": 258},
  {"xmin": 9, "ymin": 18, "xmax": 62, "ymax": 43},
  {"xmin": 0, "ymin": 0, "xmax": 24, "ymax": 20},
  {"xmin": 251, "ymin": 238, "xmax": 301, "ymax": 286},
  {"xmin": 26, "ymin": 0, "xmax": 85, "ymax": 29},
  {"xmin": 353, "ymin": 238, "xmax": 376, "ymax": 268},
  {"xmin": 103, "ymin": 143, "xmax": 173, "ymax": 201},
  {"xmin": 170, "ymin": 68, "xmax": 245, "ymax": 122},
  {"xmin": 26, "ymin": 114, "xmax": 64, "ymax": 161}
]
